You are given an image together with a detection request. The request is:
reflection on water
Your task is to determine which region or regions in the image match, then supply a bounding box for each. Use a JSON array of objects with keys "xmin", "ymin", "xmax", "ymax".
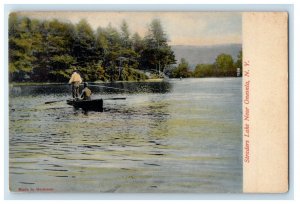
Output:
[{"xmin": 9, "ymin": 78, "xmax": 242, "ymax": 193}]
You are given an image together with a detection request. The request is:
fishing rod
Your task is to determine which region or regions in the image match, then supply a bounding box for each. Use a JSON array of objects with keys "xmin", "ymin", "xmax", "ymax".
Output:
[{"xmin": 81, "ymin": 84, "xmax": 133, "ymax": 93}]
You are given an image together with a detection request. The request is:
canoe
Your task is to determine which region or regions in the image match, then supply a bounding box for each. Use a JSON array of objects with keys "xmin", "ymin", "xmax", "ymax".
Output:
[{"xmin": 66, "ymin": 99, "xmax": 103, "ymax": 111}]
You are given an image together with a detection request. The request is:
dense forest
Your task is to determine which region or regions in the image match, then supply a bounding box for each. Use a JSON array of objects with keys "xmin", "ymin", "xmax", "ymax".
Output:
[
  {"xmin": 9, "ymin": 13, "xmax": 176, "ymax": 82},
  {"xmin": 9, "ymin": 13, "xmax": 242, "ymax": 83}
]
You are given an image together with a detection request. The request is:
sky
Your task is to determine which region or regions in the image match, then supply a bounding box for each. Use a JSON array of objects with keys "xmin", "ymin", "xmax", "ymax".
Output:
[{"xmin": 16, "ymin": 11, "xmax": 242, "ymax": 46}]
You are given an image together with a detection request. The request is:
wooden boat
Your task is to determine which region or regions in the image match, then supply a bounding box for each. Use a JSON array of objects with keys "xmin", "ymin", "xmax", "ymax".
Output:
[{"xmin": 66, "ymin": 99, "xmax": 103, "ymax": 111}]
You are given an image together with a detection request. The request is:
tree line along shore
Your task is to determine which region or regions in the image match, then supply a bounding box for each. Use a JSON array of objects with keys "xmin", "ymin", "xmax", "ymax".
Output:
[{"xmin": 9, "ymin": 13, "xmax": 242, "ymax": 83}]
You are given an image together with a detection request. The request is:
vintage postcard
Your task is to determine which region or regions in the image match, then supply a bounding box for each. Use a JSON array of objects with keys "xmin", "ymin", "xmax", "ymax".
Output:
[{"xmin": 8, "ymin": 11, "xmax": 288, "ymax": 193}]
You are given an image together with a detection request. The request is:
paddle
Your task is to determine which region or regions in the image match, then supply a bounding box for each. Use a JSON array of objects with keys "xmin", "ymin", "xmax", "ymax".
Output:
[
  {"xmin": 103, "ymin": 97, "xmax": 126, "ymax": 100},
  {"xmin": 45, "ymin": 97, "xmax": 126, "ymax": 104},
  {"xmin": 45, "ymin": 100, "xmax": 64, "ymax": 104},
  {"xmin": 45, "ymin": 83, "xmax": 128, "ymax": 104}
]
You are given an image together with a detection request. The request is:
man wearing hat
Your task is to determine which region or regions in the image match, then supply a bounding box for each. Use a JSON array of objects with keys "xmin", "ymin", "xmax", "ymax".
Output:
[{"xmin": 81, "ymin": 82, "xmax": 92, "ymax": 100}]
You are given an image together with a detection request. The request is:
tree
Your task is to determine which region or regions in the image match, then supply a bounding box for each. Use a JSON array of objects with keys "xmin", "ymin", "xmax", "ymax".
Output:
[
  {"xmin": 170, "ymin": 58, "xmax": 191, "ymax": 78},
  {"xmin": 96, "ymin": 23, "xmax": 142, "ymax": 81},
  {"xmin": 193, "ymin": 64, "xmax": 214, "ymax": 77},
  {"xmin": 214, "ymin": 53, "xmax": 235, "ymax": 76},
  {"xmin": 73, "ymin": 19, "xmax": 100, "ymax": 81},
  {"xmin": 8, "ymin": 15, "xmax": 177, "ymax": 82},
  {"xmin": 141, "ymin": 19, "xmax": 176, "ymax": 73},
  {"xmin": 31, "ymin": 19, "xmax": 77, "ymax": 82},
  {"xmin": 9, "ymin": 14, "xmax": 37, "ymax": 81},
  {"xmin": 120, "ymin": 20, "xmax": 131, "ymax": 49},
  {"xmin": 148, "ymin": 19, "xmax": 168, "ymax": 44},
  {"xmin": 132, "ymin": 32, "xmax": 144, "ymax": 53}
]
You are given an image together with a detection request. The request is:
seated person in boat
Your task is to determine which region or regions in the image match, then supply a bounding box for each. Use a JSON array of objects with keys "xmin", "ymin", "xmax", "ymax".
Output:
[{"xmin": 81, "ymin": 82, "xmax": 92, "ymax": 100}]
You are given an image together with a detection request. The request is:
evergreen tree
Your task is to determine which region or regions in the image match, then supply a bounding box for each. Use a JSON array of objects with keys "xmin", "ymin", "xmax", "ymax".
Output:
[
  {"xmin": 141, "ymin": 19, "xmax": 176, "ymax": 73},
  {"xmin": 9, "ymin": 14, "xmax": 37, "ymax": 81},
  {"xmin": 120, "ymin": 20, "xmax": 131, "ymax": 49},
  {"xmin": 31, "ymin": 20, "xmax": 76, "ymax": 82},
  {"xmin": 72, "ymin": 19, "xmax": 100, "ymax": 81}
]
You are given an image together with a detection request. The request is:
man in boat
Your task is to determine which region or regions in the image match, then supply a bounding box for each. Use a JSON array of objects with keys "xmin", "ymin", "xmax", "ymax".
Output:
[
  {"xmin": 81, "ymin": 82, "xmax": 92, "ymax": 100},
  {"xmin": 69, "ymin": 70, "xmax": 82, "ymax": 99}
]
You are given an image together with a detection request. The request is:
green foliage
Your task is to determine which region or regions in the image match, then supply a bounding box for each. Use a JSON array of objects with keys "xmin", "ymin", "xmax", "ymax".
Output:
[
  {"xmin": 170, "ymin": 58, "xmax": 192, "ymax": 78},
  {"xmin": 120, "ymin": 20, "xmax": 132, "ymax": 49},
  {"xmin": 122, "ymin": 66, "xmax": 148, "ymax": 81},
  {"xmin": 9, "ymin": 14, "xmax": 176, "ymax": 83},
  {"xmin": 140, "ymin": 19, "xmax": 176, "ymax": 72},
  {"xmin": 9, "ymin": 14, "xmax": 38, "ymax": 81},
  {"xmin": 193, "ymin": 64, "xmax": 215, "ymax": 77},
  {"xmin": 132, "ymin": 32, "xmax": 144, "ymax": 53},
  {"xmin": 191, "ymin": 51, "xmax": 243, "ymax": 78},
  {"xmin": 9, "ymin": 13, "xmax": 241, "ymax": 82},
  {"xmin": 212, "ymin": 53, "xmax": 240, "ymax": 77},
  {"xmin": 73, "ymin": 19, "xmax": 99, "ymax": 67},
  {"xmin": 214, "ymin": 53, "xmax": 234, "ymax": 71}
]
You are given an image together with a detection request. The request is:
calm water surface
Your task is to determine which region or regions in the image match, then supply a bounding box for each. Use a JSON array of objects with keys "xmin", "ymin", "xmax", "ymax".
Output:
[{"xmin": 9, "ymin": 78, "xmax": 242, "ymax": 193}]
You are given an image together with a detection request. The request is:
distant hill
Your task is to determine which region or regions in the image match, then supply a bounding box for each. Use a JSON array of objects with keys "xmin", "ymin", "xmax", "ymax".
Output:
[{"xmin": 171, "ymin": 44, "xmax": 242, "ymax": 69}]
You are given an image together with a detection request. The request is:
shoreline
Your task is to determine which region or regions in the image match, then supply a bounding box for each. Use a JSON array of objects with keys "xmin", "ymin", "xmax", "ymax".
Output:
[
  {"xmin": 9, "ymin": 76, "xmax": 241, "ymax": 86},
  {"xmin": 9, "ymin": 79, "xmax": 166, "ymax": 86}
]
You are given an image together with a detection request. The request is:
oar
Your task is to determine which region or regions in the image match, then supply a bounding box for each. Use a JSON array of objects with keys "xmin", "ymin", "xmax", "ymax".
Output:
[
  {"xmin": 103, "ymin": 97, "xmax": 126, "ymax": 100},
  {"xmin": 45, "ymin": 98, "xmax": 126, "ymax": 104},
  {"xmin": 45, "ymin": 83, "xmax": 128, "ymax": 104},
  {"xmin": 45, "ymin": 100, "xmax": 64, "ymax": 104}
]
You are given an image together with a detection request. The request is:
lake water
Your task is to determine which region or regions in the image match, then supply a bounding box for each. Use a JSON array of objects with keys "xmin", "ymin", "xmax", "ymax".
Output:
[{"xmin": 9, "ymin": 78, "xmax": 242, "ymax": 193}]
